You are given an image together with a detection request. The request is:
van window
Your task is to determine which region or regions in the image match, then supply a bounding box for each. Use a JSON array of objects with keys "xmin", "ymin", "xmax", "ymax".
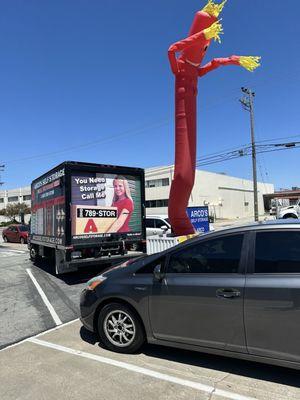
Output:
[
  {"xmin": 146, "ymin": 219, "xmax": 155, "ymax": 228},
  {"xmin": 155, "ymin": 219, "xmax": 168, "ymax": 229}
]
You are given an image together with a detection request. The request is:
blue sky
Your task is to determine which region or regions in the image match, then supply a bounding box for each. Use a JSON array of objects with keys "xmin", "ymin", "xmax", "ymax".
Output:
[{"xmin": 0, "ymin": 0, "xmax": 299, "ymax": 190}]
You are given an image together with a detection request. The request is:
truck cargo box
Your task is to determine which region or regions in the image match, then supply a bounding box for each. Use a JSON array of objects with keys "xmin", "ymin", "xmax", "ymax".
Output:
[{"xmin": 29, "ymin": 161, "xmax": 146, "ymax": 273}]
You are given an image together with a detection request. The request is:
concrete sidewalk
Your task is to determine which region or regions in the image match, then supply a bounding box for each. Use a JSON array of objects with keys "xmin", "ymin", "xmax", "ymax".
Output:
[{"xmin": 1, "ymin": 320, "xmax": 299, "ymax": 400}]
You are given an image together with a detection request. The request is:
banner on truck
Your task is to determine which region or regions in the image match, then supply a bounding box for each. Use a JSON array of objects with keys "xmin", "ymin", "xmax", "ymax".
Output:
[
  {"xmin": 71, "ymin": 172, "xmax": 142, "ymax": 242},
  {"xmin": 31, "ymin": 168, "xmax": 66, "ymax": 245}
]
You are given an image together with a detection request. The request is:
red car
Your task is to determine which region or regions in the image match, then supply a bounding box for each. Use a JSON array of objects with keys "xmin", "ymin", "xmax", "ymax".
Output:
[{"xmin": 2, "ymin": 224, "xmax": 29, "ymax": 244}]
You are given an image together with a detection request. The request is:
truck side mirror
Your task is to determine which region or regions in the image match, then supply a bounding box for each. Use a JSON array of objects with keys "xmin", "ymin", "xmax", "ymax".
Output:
[{"xmin": 153, "ymin": 264, "xmax": 163, "ymax": 281}]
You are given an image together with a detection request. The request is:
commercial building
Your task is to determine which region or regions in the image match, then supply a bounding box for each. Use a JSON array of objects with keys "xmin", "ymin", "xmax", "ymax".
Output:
[
  {"xmin": 0, "ymin": 186, "xmax": 31, "ymax": 223},
  {"xmin": 145, "ymin": 166, "xmax": 274, "ymax": 219}
]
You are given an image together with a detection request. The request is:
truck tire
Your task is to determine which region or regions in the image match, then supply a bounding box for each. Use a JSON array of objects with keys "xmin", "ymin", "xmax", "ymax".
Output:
[
  {"xmin": 97, "ymin": 303, "xmax": 145, "ymax": 354},
  {"xmin": 30, "ymin": 246, "xmax": 40, "ymax": 262}
]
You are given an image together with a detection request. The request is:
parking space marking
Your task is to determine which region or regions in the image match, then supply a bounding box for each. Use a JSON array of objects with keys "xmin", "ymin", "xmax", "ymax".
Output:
[
  {"xmin": 0, "ymin": 319, "xmax": 79, "ymax": 352},
  {"xmin": 26, "ymin": 268, "xmax": 62, "ymax": 326},
  {"xmin": 0, "ymin": 250, "xmax": 25, "ymax": 257},
  {"xmin": 28, "ymin": 337, "xmax": 256, "ymax": 400}
]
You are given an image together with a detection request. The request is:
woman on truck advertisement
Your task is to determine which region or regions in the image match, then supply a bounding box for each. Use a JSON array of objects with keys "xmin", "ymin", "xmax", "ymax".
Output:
[{"xmin": 106, "ymin": 176, "xmax": 134, "ymax": 233}]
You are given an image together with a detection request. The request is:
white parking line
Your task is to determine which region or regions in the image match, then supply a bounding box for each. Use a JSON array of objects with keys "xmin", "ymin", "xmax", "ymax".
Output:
[
  {"xmin": 26, "ymin": 268, "xmax": 62, "ymax": 326},
  {"xmin": 0, "ymin": 319, "xmax": 79, "ymax": 352},
  {"xmin": 28, "ymin": 338, "xmax": 257, "ymax": 400}
]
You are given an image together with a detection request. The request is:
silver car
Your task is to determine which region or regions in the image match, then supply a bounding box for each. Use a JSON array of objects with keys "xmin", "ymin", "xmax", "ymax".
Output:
[{"xmin": 80, "ymin": 220, "xmax": 300, "ymax": 370}]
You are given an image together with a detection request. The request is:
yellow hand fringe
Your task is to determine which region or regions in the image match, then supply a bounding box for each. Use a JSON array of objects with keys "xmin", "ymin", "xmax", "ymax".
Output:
[
  {"xmin": 177, "ymin": 234, "xmax": 198, "ymax": 243},
  {"xmin": 204, "ymin": 20, "xmax": 223, "ymax": 43},
  {"xmin": 239, "ymin": 56, "xmax": 261, "ymax": 72},
  {"xmin": 202, "ymin": 0, "xmax": 227, "ymax": 18}
]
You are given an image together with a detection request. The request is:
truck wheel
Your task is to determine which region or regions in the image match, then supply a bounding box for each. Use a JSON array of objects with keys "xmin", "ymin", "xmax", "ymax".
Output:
[
  {"xmin": 97, "ymin": 303, "xmax": 145, "ymax": 354},
  {"xmin": 30, "ymin": 246, "xmax": 39, "ymax": 262}
]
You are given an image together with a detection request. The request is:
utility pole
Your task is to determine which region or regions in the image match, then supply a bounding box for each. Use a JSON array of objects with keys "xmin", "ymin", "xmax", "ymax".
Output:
[
  {"xmin": 0, "ymin": 164, "xmax": 4, "ymax": 186},
  {"xmin": 240, "ymin": 88, "xmax": 259, "ymax": 221}
]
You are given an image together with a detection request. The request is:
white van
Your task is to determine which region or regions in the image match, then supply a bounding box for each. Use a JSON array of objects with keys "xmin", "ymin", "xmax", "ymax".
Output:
[{"xmin": 145, "ymin": 215, "xmax": 172, "ymax": 237}]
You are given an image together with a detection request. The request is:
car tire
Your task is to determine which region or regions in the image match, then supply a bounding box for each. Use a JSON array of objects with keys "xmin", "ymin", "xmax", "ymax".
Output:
[
  {"xmin": 3, "ymin": 236, "xmax": 8, "ymax": 243},
  {"xmin": 97, "ymin": 303, "xmax": 145, "ymax": 354},
  {"xmin": 20, "ymin": 237, "xmax": 25, "ymax": 244}
]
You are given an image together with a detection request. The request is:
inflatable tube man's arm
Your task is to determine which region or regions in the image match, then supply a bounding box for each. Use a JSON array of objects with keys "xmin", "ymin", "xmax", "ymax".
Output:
[
  {"xmin": 198, "ymin": 55, "xmax": 261, "ymax": 77},
  {"xmin": 168, "ymin": 21, "xmax": 223, "ymax": 74}
]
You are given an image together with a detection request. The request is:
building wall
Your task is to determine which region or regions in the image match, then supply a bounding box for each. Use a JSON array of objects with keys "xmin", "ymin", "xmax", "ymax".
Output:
[
  {"xmin": 0, "ymin": 186, "xmax": 31, "ymax": 223},
  {"xmin": 145, "ymin": 166, "xmax": 274, "ymax": 219}
]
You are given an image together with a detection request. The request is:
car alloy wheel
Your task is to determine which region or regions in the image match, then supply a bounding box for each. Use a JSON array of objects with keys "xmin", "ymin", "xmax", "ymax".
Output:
[
  {"xmin": 103, "ymin": 310, "xmax": 136, "ymax": 347},
  {"xmin": 97, "ymin": 303, "xmax": 145, "ymax": 353},
  {"xmin": 3, "ymin": 236, "xmax": 8, "ymax": 243},
  {"xmin": 20, "ymin": 237, "xmax": 25, "ymax": 244}
]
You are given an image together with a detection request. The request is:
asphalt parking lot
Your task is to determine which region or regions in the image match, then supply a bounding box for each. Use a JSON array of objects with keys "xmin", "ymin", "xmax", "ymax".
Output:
[{"xmin": 0, "ymin": 240, "xmax": 300, "ymax": 400}]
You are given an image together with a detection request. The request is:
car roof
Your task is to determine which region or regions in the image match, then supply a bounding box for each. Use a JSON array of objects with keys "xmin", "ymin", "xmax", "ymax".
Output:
[
  {"xmin": 166, "ymin": 219, "xmax": 300, "ymax": 251},
  {"xmin": 191, "ymin": 218, "xmax": 300, "ymax": 238}
]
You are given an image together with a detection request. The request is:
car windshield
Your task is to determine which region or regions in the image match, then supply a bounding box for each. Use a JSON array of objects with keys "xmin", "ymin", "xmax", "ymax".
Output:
[{"xmin": 19, "ymin": 225, "xmax": 29, "ymax": 232}]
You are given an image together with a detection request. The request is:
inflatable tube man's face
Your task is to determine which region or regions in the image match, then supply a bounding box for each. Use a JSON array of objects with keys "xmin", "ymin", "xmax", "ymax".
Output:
[{"xmin": 181, "ymin": 0, "xmax": 226, "ymax": 66}]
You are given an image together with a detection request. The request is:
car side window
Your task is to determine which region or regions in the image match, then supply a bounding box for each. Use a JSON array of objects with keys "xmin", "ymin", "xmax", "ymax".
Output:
[
  {"xmin": 135, "ymin": 257, "xmax": 165, "ymax": 274},
  {"xmin": 155, "ymin": 219, "xmax": 167, "ymax": 229},
  {"xmin": 255, "ymin": 231, "xmax": 300, "ymax": 273},
  {"xmin": 146, "ymin": 219, "xmax": 155, "ymax": 228},
  {"xmin": 167, "ymin": 235, "xmax": 244, "ymax": 274}
]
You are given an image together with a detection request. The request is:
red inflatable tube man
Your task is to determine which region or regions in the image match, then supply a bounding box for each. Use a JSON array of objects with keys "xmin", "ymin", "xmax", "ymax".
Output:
[{"xmin": 168, "ymin": 0, "xmax": 260, "ymax": 236}]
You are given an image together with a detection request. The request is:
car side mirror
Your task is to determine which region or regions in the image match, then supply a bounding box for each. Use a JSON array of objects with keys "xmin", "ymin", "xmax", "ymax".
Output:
[
  {"xmin": 153, "ymin": 264, "xmax": 163, "ymax": 281},
  {"xmin": 161, "ymin": 225, "xmax": 168, "ymax": 231}
]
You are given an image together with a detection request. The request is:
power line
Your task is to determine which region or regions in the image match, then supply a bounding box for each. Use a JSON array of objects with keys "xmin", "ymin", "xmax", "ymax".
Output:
[{"xmin": 1, "ymin": 119, "xmax": 170, "ymax": 165}]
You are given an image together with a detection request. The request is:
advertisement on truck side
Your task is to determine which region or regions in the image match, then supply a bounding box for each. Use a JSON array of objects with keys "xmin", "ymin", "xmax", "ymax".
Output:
[
  {"xmin": 31, "ymin": 168, "xmax": 66, "ymax": 245},
  {"xmin": 71, "ymin": 172, "xmax": 143, "ymax": 244}
]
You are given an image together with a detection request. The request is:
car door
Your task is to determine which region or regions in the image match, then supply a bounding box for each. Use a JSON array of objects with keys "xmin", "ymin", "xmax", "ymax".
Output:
[
  {"xmin": 244, "ymin": 229, "xmax": 300, "ymax": 363},
  {"xmin": 6, "ymin": 227, "xmax": 15, "ymax": 242},
  {"xmin": 149, "ymin": 233, "xmax": 248, "ymax": 352},
  {"xmin": 11, "ymin": 226, "xmax": 19, "ymax": 242},
  {"xmin": 146, "ymin": 218, "xmax": 157, "ymax": 236},
  {"xmin": 154, "ymin": 218, "xmax": 170, "ymax": 235}
]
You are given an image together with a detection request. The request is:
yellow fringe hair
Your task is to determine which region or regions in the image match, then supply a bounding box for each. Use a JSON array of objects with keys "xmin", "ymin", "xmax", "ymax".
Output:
[{"xmin": 202, "ymin": 0, "xmax": 227, "ymax": 18}]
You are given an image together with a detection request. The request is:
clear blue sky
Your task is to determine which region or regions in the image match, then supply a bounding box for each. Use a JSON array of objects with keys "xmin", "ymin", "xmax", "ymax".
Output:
[{"xmin": 1, "ymin": 0, "xmax": 299, "ymax": 190}]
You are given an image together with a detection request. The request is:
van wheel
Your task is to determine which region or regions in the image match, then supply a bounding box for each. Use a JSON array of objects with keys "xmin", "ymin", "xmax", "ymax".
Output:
[{"xmin": 97, "ymin": 303, "xmax": 145, "ymax": 354}]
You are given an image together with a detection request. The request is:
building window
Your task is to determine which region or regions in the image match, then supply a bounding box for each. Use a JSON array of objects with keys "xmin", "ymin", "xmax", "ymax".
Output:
[
  {"xmin": 0, "ymin": 198, "xmax": 4, "ymax": 203},
  {"xmin": 23, "ymin": 195, "xmax": 31, "ymax": 201},
  {"xmin": 8, "ymin": 196, "xmax": 19, "ymax": 202},
  {"xmin": 145, "ymin": 178, "xmax": 170, "ymax": 188},
  {"xmin": 146, "ymin": 199, "xmax": 169, "ymax": 208}
]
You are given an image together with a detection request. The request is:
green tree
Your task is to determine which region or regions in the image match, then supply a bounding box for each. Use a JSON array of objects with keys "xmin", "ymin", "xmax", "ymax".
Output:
[{"xmin": 0, "ymin": 203, "xmax": 31, "ymax": 222}]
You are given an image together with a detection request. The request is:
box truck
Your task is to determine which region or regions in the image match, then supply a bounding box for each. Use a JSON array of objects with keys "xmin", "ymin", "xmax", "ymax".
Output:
[{"xmin": 29, "ymin": 161, "xmax": 146, "ymax": 274}]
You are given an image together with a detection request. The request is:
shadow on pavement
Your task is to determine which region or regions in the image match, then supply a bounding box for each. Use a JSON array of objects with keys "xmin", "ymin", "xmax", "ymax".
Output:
[
  {"xmin": 79, "ymin": 326, "xmax": 98, "ymax": 345},
  {"xmin": 79, "ymin": 326, "xmax": 300, "ymax": 389},
  {"xmin": 143, "ymin": 344, "xmax": 300, "ymax": 388},
  {"xmin": 32, "ymin": 257, "xmax": 111, "ymax": 285}
]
